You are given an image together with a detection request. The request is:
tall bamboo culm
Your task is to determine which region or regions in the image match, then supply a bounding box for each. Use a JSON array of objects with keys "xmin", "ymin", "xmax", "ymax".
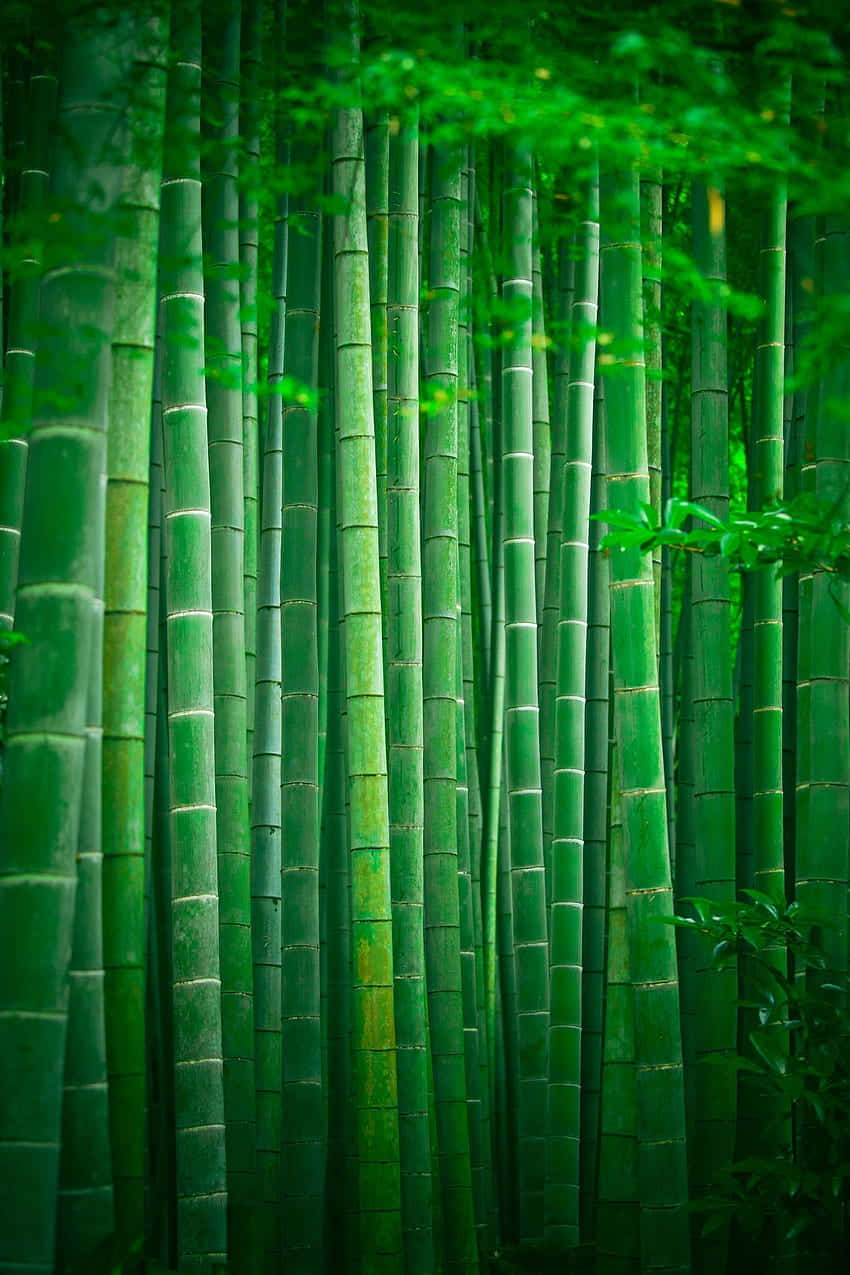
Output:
[
  {"xmin": 331, "ymin": 23, "xmax": 403, "ymax": 1269},
  {"xmin": 599, "ymin": 162, "xmax": 690, "ymax": 1274},
  {"xmin": 160, "ymin": 3, "xmax": 227, "ymax": 1261},
  {"xmin": 501, "ymin": 141, "xmax": 549, "ymax": 1244},
  {"xmin": 0, "ymin": 17, "xmax": 130, "ymax": 1272}
]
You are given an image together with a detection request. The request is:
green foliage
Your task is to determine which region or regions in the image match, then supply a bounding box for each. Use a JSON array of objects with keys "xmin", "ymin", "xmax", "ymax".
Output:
[
  {"xmin": 597, "ymin": 492, "xmax": 850, "ymax": 601},
  {"xmin": 665, "ymin": 892, "xmax": 850, "ymax": 1258}
]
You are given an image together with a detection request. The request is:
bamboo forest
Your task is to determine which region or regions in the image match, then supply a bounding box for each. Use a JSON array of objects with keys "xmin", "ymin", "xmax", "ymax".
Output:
[{"xmin": 4, "ymin": 0, "xmax": 850, "ymax": 1272}]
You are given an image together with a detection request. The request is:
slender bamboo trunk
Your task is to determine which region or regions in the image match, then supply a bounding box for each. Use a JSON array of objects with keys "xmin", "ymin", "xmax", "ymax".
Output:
[
  {"xmin": 386, "ymin": 103, "xmax": 436, "ymax": 1275},
  {"xmin": 596, "ymin": 737, "xmax": 639, "ymax": 1275},
  {"xmin": 160, "ymin": 4, "xmax": 228, "ymax": 1260},
  {"xmin": 579, "ymin": 377, "xmax": 610, "ymax": 1244},
  {"xmin": 600, "ymin": 162, "xmax": 690, "ymax": 1273},
  {"xmin": 689, "ymin": 182, "xmax": 736, "ymax": 1257},
  {"xmin": 752, "ymin": 147, "xmax": 788, "ymax": 900},
  {"xmin": 332, "ymin": 51, "xmax": 403, "ymax": 1273},
  {"xmin": 501, "ymin": 141, "xmax": 548, "ymax": 1243},
  {"xmin": 251, "ymin": 141, "xmax": 285, "ymax": 1275},
  {"xmin": 546, "ymin": 165, "xmax": 599, "ymax": 1246},
  {"xmin": 57, "ymin": 385, "xmax": 113, "ymax": 1273},
  {"xmin": 0, "ymin": 66, "xmax": 55, "ymax": 629},
  {"xmin": 102, "ymin": 20, "xmax": 167, "ymax": 1246},
  {"xmin": 280, "ymin": 126, "xmax": 323, "ymax": 1275},
  {"xmin": 240, "ymin": 0, "xmax": 262, "ymax": 810},
  {"xmin": 422, "ymin": 139, "xmax": 479, "ymax": 1275},
  {"xmin": 203, "ymin": 11, "xmax": 258, "ymax": 1260},
  {"xmin": 531, "ymin": 191, "xmax": 551, "ymax": 632},
  {"xmin": 802, "ymin": 211, "xmax": 850, "ymax": 976},
  {"xmin": 366, "ymin": 111, "xmax": 389, "ymax": 633},
  {"xmin": 538, "ymin": 218, "xmax": 573, "ymax": 903}
]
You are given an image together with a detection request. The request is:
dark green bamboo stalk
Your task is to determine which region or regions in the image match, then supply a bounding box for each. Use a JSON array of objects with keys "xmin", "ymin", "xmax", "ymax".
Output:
[
  {"xmin": 160, "ymin": 4, "xmax": 227, "ymax": 1260},
  {"xmin": 251, "ymin": 149, "xmax": 285, "ymax": 1275},
  {"xmin": 641, "ymin": 168, "xmax": 663, "ymax": 647},
  {"xmin": 146, "ymin": 404, "xmax": 178, "ymax": 1265},
  {"xmin": 280, "ymin": 141, "xmax": 323, "ymax": 1275},
  {"xmin": 203, "ymin": 8, "xmax": 258, "ymax": 1262},
  {"xmin": 366, "ymin": 112, "xmax": 389, "ymax": 627},
  {"xmin": 600, "ymin": 163, "xmax": 690, "ymax": 1273},
  {"xmin": 752, "ymin": 174, "xmax": 787, "ymax": 901},
  {"xmin": 102, "ymin": 21, "xmax": 167, "ymax": 1246},
  {"xmin": 546, "ymin": 166, "xmax": 599, "ymax": 1246},
  {"xmin": 386, "ymin": 104, "xmax": 436, "ymax": 1275},
  {"xmin": 502, "ymin": 141, "xmax": 548, "ymax": 1243},
  {"xmin": 689, "ymin": 182, "xmax": 736, "ymax": 1242},
  {"xmin": 423, "ymin": 139, "xmax": 479, "ymax": 1275},
  {"xmin": 458, "ymin": 153, "xmax": 489, "ymax": 1248},
  {"xmin": 802, "ymin": 212, "xmax": 850, "ymax": 975},
  {"xmin": 332, "ymin": 63, "xmax": 403, "ymax": 1275},
  {"xmin": 240, "ymin": 0, "xmax": 262, "ymax": 808},
  {"xmin": 531, "ymin": 191, "xmax": 550, "ymax": 632},
  {"xmin": 455, "ymin": 575, "xmax": 486, "ymax": 1244},
  {"xmin": 57, "ymin": 430, "xmax": 114, "ymax": 1272},
  {"xmin": 539, "ymin": 219, "xmax": 574, "ymax": 893},
  {"xmin": 595, "ymin": 738, "xmax": 639, "ymax": 1275},
  {"xmin": 579, "ymin": 377, "xmax": 610, "ymax": 1243},
  {"xmin": 0, "ymin": 67, "xmax": 55, "ymax": 628},
  {"xmin": 481, "ymin": 365, "xmax": 505, "ymax": 1184},
  {"xmin": 0, "ymin": 17, "xmax": 130, "ymax": 1271}
]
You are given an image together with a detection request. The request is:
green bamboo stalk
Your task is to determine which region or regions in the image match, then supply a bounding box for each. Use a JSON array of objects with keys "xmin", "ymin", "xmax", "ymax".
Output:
[
  {"xmin": 318, "ymin": 241, "xmax": 335, "ymax": 1134},
  {"xmin": 455, "ymin": 575, "xmax": 486, "ymax": 1244},
  {"xmin": 752, "ymin": 173, "xmax": 787, "ymax": 902},
  {"xmin": 689, "ymin": 182, "xmax": 737, "ymax": 1240},
  {"xmin": 538, "ymin": 220, "xmax": 574, "ymax": 894},
  {"xmin": 385, "ymin": 104, "xmax": 436, "ymax": 1275},
  {"xmin": 280, "ymin": 139, "xmax": 323, "ymax": 1275},
  {"xmin": 0, "ymin": 67, "xmax": 55, "ymax": 628},
  {"xmin": 600, "ymin": 163, "xmax": 690, "ymax": 1273},
  {"xmin": 675, "ymin": 573, "xmax": 698, "ymax": 1171},
  {"xmin": 481, "ymin": 360, "xmax": 505, "ymax": 1200},
  {"xmin": 546, "ymin": 166, "xmax": 599, "ymax": 1246},
  {"xmin": 159, "ymin": 3, "xmax": 227, "ymax": 1260},
  {"xmin": 459, "ymin": 156, "xmax": 483, "ymax": 875},
  {"xmin": 596, "ymin": 736, "xmax": 639, "ymax": 1275},
  {"xmin": 145, "ymin": 402, "xmax": 178, "ymax": 1266},
  {"xmin": 801, "ymin": 211, "xmax": 850, "ymax": 976},
  {"xmin": 660, "ymin": 380, "xmax": 675, "ymax": 869},
  {"xmin": 203, "ymin": 8, "xmax": 258, "ymax": 1260},
  {"xmin": 531, "ymin": 191, "xmax": 550, "ymax": 632},
  {"xmin": 240, "ymin": 0, "xmax": 262, "ymax": 809},
  {"xmin": 331, "ymin": 61, "xmax": 403, "ymax": 1275},
  {"xmin": 495, "ymin": 753, "xmax": 519, "ymax": 1245},
  {"xmin": 470, "ymin": 378, "xmax": 492, "ymax": 712},
  {"xmin": 579, "ymin": 376, "xmax": 610, "ymax": 1244},
  {"xmin": 251, "ymin": 143, "xmax": 285, "ymax": 1275},
  {"xmin": 794, "ymin": 213, "xmax": 819, "ymax": 966},
  {"xmin": 101, "ymin": 20, "xmax": 167, "ymax": 1246},
  {"xmin": 0, "ymin": 17, "xmax": 130, "ymax": 1271},
  {"xmin": 422, "ymin": 139, "xmax": 479, "ymax": 1275},
  {"xmin": 324, "ymin": 320, "xmax": 359, "ymax": 1273},
  {"xmin": 318, "ymin": 225, "xmax": 335, "ymax": 808},
  {"xmin": 57, "ymin": 413, "xmax": 114, "ymax": 1272},
  {"xmin": 781, "ymin": 231, "xmax": 798, "ymax": 888},
  {"xmin": 366, "ymin": 111, "xmax": 389, "ymax": 631},
  {"xmin": 735, "ymin": 579, "xmax": 755, "ymax": 893},
  {"xmin": 785, "ymin": 211, "xmax": 813, "ymax": 891},
  {"xmin": 641, "ymin": 167, "xmax": 663, "ymax": 649},
  {"xmin": 459, "ymin": 152, "xmax": 490, "ymax": 1247},
  {"xmin": 502, "ymin": 141, "xmax": 548, "ymax": 1243}
]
